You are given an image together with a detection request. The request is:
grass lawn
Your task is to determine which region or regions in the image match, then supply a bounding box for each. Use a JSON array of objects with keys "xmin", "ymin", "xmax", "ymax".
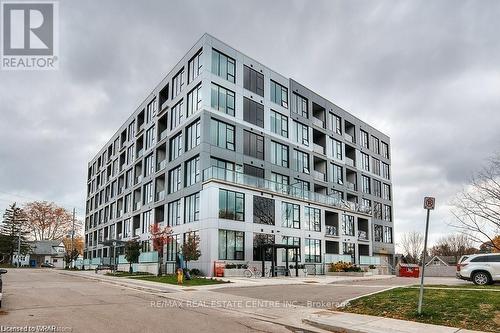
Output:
[
  {"xmin": 412, "ymin": 284, "xmax": 500, "ymax": 290},
  {"xmin": 105, "ymin": 271, "xmax": 153, "ymax": 277},
  {"xmin": 130, "ymin": 274, "xmax": 229, "ymax": 286},
  {"xmin": 339, "ymin": 287, "xmax": 500, "ymax": 332}
]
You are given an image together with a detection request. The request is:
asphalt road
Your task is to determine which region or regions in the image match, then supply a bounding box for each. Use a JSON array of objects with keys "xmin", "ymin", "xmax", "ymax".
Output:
[
  {"xmin": 215, "ymin": 276, "xmax": 471, "ymax": 308},
  {"xmin": 0, "ymin": 269, "xmax": 293, "ymax": 333}
]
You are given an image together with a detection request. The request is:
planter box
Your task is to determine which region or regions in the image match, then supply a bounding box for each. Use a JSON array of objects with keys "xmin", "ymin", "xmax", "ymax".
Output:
[
  {"xmin": 223, "ymin": 268, "xmax": 247, "ymax": 277},
  {"xmin": 326, "ymin": 271, "xmax": 373, "ymax": 277}
]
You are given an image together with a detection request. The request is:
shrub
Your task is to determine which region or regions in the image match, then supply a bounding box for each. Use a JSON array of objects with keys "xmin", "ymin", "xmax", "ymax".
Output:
[
  {"xmin": 369, "ymin": 264, "xmax": 376, "ymax": 269},
  {"xmin": 328, "ymin": 261, "xmax": 362, "ymax": 272},
  {"xmin": 189, "ymin": 268, "xmax": 202, "ymax": 276}
]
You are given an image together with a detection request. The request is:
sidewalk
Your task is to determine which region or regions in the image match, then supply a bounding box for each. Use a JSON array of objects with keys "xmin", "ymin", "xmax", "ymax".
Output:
[
  {"xmin": 304, "ymin": 311, "xmax": 485, "ymax": 333},
  {"xmin": 59, "ymin": 269, "xmax": 395, "ymax": 291}
]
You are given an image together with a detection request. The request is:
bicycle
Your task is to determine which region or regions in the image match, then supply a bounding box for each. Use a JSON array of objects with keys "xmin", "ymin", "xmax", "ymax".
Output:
[{"xmin": 243, "ymin": 266, "xmax": 270, "ymax": 278}]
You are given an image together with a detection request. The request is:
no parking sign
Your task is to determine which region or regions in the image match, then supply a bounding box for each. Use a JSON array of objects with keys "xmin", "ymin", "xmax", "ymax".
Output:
[{"xmin": 423, "ymin": 197, "xmax": 435, "ymax": 210}]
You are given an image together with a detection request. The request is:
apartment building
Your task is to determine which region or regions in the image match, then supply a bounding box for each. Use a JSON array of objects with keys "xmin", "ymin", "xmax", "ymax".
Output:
[{"xmin": 84, "ymin": 34, "xmax": 394, "ymax": 276}]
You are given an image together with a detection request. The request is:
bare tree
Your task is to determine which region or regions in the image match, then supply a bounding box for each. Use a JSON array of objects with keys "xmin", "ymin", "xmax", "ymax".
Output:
[
  {"xmin": 429, "ymin": 234, "xmax": 478, "ymax": 261},
  {"xmin": 24, "ymin": 201, "xmax": 82, "ymax": 240},
  {"xmin": 399, "ymin": 231, "xmax": 424, "ymax": 264},
  {"xmin": 450, "ymin": 154, "xmax": 500, "ymax": 252}
]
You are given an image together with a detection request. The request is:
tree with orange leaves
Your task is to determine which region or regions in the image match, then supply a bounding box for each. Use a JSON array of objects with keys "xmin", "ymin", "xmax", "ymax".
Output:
[
  {"xmin": 24, "ymin": 201, "xmax": 82, "ymax": 240},
  {"xmin": 149, "ymin": 223, "xmax": 172, "ymax": 276}
]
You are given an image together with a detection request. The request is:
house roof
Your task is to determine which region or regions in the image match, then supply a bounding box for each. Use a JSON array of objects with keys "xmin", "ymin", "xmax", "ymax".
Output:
[
  {"xmin": 425, "ymin": 255, "xmax": 458, "ymax": 266},
  {"xmin": 29, "ymin": 240, "xmax": 65, "ymax": 255}
]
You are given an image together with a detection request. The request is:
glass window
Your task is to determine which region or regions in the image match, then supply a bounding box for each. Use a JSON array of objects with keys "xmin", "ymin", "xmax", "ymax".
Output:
[
  {"xmin": 282, "ymin": 236, "xmax": 300, "ymax": 262},
  {"xmin": 188, "ymin": 49, "xmax": 203, "ymax": 83},
  {"xmin": 219, "ymin": 230, "xmax": 244, "ymax": 260},
  {"xmin": 382, "ymin": 162, "xmax": 390, "ymax": 179},
  {"xmin": 304, "ymin": 207, "xmax": 321, "ymax": 231},
  {"xmin": 243, "ymin": 130, "xmax": 264, "ymax": 159},
  {"xmin": 143, "ymin": 181, "xmax": 153, "ymax": 205},
  {"xmin": 187, "ymin": 84, "xmax": 202, "ymax": 117},
  {"xmin": 305, "ymin": 238, "xmax": 321, "ymax": 263},
  {"xmin": 166, "ymin": 234, "xmax": 181, "ymax": 261},
  {"xmin": 243, "ymin": 97, "xmax": 264, "ymax": 128},
  {"xmin": 270, "ymin": 80, "xmax": 288, "ymax": 108},
  {"xmin": 170, "ymin": 100, "xmax": 184, "ymax": 130},
  {"xmin": 210, "ymin": 119, "xmax": 235, "ymax": 150},
  {"xmin": 373, "ymin": 179, "xmax": 382, "ymax": 197},
  {"xmin": 374, "ymin": 224, "xmax": 383, "ymax": 242},
  {"xmin": 211, "ymin": 83, "xmax": 235, "ymax": 116},
  {"xmin": 219, "ymin": 189, "xmax": 245, "ymax": 221},
  {"xmin": 185, "ymin": 156, "xmax": 200, "ymax": 187},
  {"xmin": 270, "ymin": 110, "xmax": 288, "ymax": 138},
  {"xmin": 373, "ymin": 202, "xmax": 383, "ymax": 220},
  {"xmin": 360, "ymin": 130, "xmax": 369, "ymax": 148},
  {"xmin": 270, "ymin": 141, "xmax": 289, "ymax": 167},
  {"xmin": 185, "ymin": 192, "xmax": 200, "ymax": 223},
  {"xmin": 362, "ymin": 175, "xmax": 371, "ymax": 194},
  {"xmin": 172, "ymin": 68, "xmax": 184, "ymax": 98},
  {"xmin": 381, "ymin": 141, "xmax": 390, "ymax": 159},
  {"xmin": 293, "ymin": 149, "xmax": 310, "ymax": 174},
  {"xmin": 253, "ymin": 196, "xmax": 275, "ymax": 225},
  {"xmin": 168, "ymin": 166, "xmax": 182, "ymax": 194},
  {"xmin": 144, "ymin": 153, "xmax": 154, "ymax": 177},
  {"xmin": 384, "ymin": 205, "xmax": 392, "ymax": 222},
  {"xmin": 361, "ymin": 152, "xmax": 370, "ymax": 171},
  {"xmin": 243, "ymin": 65, "xmax": 264, "ymax": 96},
  {"xmin": 330, "ymin": 163, "xmax": 343, "ymax": 185},
  {"xmin": 372, "ymin": 136, "xmax": 380, "ymax": 154},
  {"xmin": 342, "ymin": 214, "xmax": 355, "ymax": 236},
  {"xmin": 372, "ymin": 158, "xmax": 381, "ymax": 176},
  {"xmin": 169, "ymin": 133, "xmax": 183, "ymax": 161},
  {"xmin": 271, "ymin": 172, "xmax": 289, "ymax": 193},
  {"xmin": 293, "ymin": 120, "xmax": 309, "ymax": 146},
  {"xmin": 282, "ymin": 202, "xmax": 300, "ymax": 229},
  {"xmin": 292, "ymin": 93, "xmax": 308, "ymax": 117},
  {"xmin": 142, "ymin": 210, "xmax": 152, "ymax": 234},
  {"xmin": 145, "ymin": 125, "xmax": 155, "ymax": 150},
  {"xmin": 383, "ymin": 226, "xmax": 393, "ymax": 243},
  {"xmin": 253, "ymin": 233, "xmax": 275, "ymax": 261},
  {"xmin": 212, "ymin": 49, "xmax": 235, "ymax": 83},
  {"xmin": 383, "ymin": 183, "xmax": 391, "ymax": 200},
  {"xmin": 186, "ymin": 119, "xmax": 201, "ymax": 151},
  {"xmin": 329, "ymin": 114, "xmax": 342, "ymax": 134},
  {"xmin": 332, "ymin": 138, "xmax": 342, "ymax": 160},
  {"xmin": 168, "ymin": 200, "xmax": 181, "ymax": 226}
]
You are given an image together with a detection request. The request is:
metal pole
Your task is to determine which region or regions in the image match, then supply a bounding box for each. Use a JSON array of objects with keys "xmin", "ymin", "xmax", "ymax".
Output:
[
  {"xmin": 15, "ymin": 209, "xmax": 21, "ymax": 267},
  {"xmin": 71, "ymin": 208, "xmax": 75, "ymax": 268},
  {"xmin": 418, "ymin": 209, "xmax": 431, "ymax": 314}
]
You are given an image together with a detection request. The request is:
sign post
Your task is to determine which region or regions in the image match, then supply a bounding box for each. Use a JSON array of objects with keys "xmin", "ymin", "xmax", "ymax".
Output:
[{"xmin": 418, "ymin": 196, "xmax": 435, "ymax": 315}]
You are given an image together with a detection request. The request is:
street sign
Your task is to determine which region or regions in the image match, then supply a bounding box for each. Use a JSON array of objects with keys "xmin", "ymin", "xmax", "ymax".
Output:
[{"xmin": 423, "ymin": 197, "xmax": 435, "ymax": 210}]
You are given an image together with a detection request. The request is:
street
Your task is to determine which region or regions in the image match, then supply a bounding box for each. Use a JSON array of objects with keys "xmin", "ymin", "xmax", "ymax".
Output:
[{"xmin": 0, "ymin": 269, "xmax": 471, "ymax": 333}]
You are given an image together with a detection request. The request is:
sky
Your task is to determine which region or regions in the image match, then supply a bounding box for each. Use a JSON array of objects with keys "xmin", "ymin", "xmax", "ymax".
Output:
[{"xmin": 0, "ymin": 0, "xmax": 499, "ymax": 249}]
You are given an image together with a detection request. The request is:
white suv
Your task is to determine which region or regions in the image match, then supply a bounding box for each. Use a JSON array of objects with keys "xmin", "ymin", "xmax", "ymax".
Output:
[{"xmin": 456, "ymin": 253, "xmax": 500, "ymax": 285}]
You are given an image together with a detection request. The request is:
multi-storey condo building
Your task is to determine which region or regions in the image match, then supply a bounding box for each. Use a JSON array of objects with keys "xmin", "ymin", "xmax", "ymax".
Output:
[{"xmin": 84, "ymin": 34, "xmax": 394, "ymax": 276}]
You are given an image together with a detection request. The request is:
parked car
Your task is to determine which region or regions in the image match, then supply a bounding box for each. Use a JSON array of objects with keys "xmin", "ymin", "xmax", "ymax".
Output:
[
  {"xmin": 0, "ymin": 269, "xmax": 7, "ymax": 308},
  {"xmin": 41, "ymin": 262, "xmax": 55, "ymax": 268},
  {"xmin": 456, "ymin": 253, "xmax": 500, "ymax": 285},
  {"xmin": 94, "ymin": 264, "xmax": 115, "ymax": 273}
]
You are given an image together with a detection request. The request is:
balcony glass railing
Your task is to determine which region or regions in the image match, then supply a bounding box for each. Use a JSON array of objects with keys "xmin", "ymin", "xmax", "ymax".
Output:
[
  {"xmin": 313, "ymin": 143, "xmax": 325, "ymax": 155},
  {"xmin": 345, "ymin": 133, "xmax": 355, "ymax": 143},
  {"xmin": 155, "ymin": 190, "xmax": 165, "ymax": 202},
  {"xmin": 312, "ymin": 117, "xmax": 325, "ymax": 128},
  {"xmin": 157, "ymin": 159, "xmax": 166, "ymax": 171},
  {"xmin": 325, "ymin": 225, "xmax": 338, "ymax": 236},
  {"xmin": 324, "ymin": 254, "xmax": 352, "ymax": 264},
  {"xmin": 313, "ymin": 170, "xmax": 326, "ymax": 181},
  {"xmin": 203, "ymin": 166, "xmax": 371, "ymax": 215},
  {"xmin": 345, "ymin": 157, "xmax": 355, "ymax": 167}
]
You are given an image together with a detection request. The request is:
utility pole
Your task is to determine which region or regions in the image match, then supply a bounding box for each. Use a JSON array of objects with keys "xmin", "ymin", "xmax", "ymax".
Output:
[
  {"xmin": 418, "ymin": 197, "xmax": 435, "ymax": 315},
  {"xmin": 71, "ymin": 208, "xmax": 75, "ymax": 268},
  {"xmin": 15, "ymin": 208, "xmax": 21, "ymax": 268}
]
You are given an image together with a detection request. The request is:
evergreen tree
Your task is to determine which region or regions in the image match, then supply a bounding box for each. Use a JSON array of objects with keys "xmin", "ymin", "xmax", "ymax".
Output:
[{"xmin": 0, "ymin": 203, "xmax": 30, "ymax": 264}]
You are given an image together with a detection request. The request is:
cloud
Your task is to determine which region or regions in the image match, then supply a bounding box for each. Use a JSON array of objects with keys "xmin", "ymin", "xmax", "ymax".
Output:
[{"xmin": 1, "ymin": 0, "xmax": 499, "ymax": 247}]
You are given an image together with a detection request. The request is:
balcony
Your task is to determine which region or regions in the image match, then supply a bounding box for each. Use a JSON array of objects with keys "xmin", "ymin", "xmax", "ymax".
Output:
[
  {"xmin": 345, "ymin": 133, "xmax": 354, "ymax": 143},
  {"xmin": 345, "ymin": 157, "xmax": 355, "ymax": 167},
  {"xmin": 312, "ymin": 117, "xmax": 324, "ymax": 129},
  {"xmin": 155, "ymin": 190, "xmax": 165, "ymax": 202},
  {"xmin": 358, "ymin": 230, "xmax": 369, "ymax": 241},
  {"xmin": 313, "ymin": 170, "xmax": 326, "ymax": 182},
  {"xmin": 159, "ymin": 130, "xmax": 168, "ymax": 141},
  {"xmin": 157, "ymin": 159, "xmax": 166, "ymax": 172},
  {"xmin": 313, "ymin": 143, "xmax": 325, "ymax": 155},
  {"xmin": 325, "ymin": 225, "xmax": 338, "ymax": 237},
  {"xmin": 345, "ymin": 181, "xmax": 356, "ymax": 191},
  {"xmin": 137, "ymin": 149, "xmax": 144, "ymax": 158},
  {"xmin": 134, "ymin": 175, "xmax": 143, "ymax": 185},
  {"xmin": 203, "ymin": 166, "xmax": 371, "ymax": 215},
  {"xmin": 133, "ymin": 202, "xmax": 141, "ymax": 211}
]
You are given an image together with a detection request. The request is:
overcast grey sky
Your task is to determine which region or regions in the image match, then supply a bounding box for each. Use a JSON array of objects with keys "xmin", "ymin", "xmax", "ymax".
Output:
[{"xmin": 1, "ymin": 0, "xmax": 499, "ymax": 248}]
